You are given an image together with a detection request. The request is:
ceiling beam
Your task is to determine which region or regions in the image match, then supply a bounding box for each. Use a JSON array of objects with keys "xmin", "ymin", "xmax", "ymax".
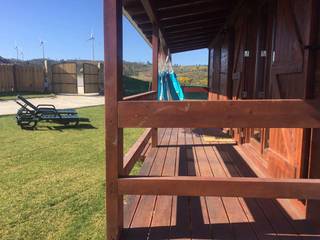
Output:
[
  {"xmin": 209, "ymin": 0, "xmax": 247, "ymax": 47},
  {"xmin": 157, "ymin": 2, "xmax": 230, "ymax": 20},
  {"xmin": 167, "ymin": 35, "xmax": 212, "ymax": 45},
  {"xmin": 123, "ymin": 8, "xmax": 152, "ymax": 47},
  {"xmin": 171, "ymin": 42, "xmax": 209, "ymax": 49},
  {"xmin": 160, "ymin": 12, "xmax": 229, "ymax": 27},
  {"xmin": 170, "ymin": 40, "xmax": 210, "ymax": 49},
  {"xmin": 132, "ymin": 13, "xmax": 151, "ymax": 24},
  {"xmin": 166, "ymin": 26, "xmax": 220, "ymax": 35},
  {"xmin": 171, "ymin": 44, "xmax": 209, "ymax": 53},
  {"xmin": 140, "ymin": 0, "xmax": 169, "ymax": 52},
  {"xmin": 163, "ymin": 18, "xmax": 226, "ymax": 30},
  {"xmin": 155, "ymin": 0, "xmax": 214, "ymax": 10},
  {"xmin": 171, "ymin": 46, "xmax": 208, "ymax": 53},
  {"xmin": 166, "ymin": 30, "xmax": 219, "ymax": 40}
]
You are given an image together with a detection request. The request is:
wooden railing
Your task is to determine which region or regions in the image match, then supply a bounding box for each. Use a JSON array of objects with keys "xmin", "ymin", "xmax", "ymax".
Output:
[
  {"xmin": 123, "ymin": 128, "xmax": 152, "ymax": 175},
  {"xmin": 118, "ymin": 100, "xmax": 320, "ymax": 128},
  {"xmin": 122, "ymin": 91, "xmax": 157, "ymax": 101},
  {"xmin": 116, "ymin": 99, "xmax": 320, "ymax": 201},
  {"xmin": 119, "ymin": 176, "xmax": 320, "ymax": 199}
]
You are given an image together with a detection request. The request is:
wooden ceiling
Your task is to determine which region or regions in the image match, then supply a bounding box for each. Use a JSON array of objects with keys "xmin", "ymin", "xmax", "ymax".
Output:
[{"xmin": 123, "ymin": 0, "xmax": 240, "ymax": 53}]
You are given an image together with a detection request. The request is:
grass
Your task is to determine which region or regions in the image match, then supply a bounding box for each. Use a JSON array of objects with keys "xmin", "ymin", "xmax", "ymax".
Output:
[
  {"xmin": 0, "ymin": 106, "xmax": 144, "ymax": 240},
  {"xmin": 0, "ymin": 92, "xmax": 56, "ymax": 101}
]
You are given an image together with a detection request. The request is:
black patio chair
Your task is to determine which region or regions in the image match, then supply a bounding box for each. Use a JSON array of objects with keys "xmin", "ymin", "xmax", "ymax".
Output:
[{"xmin": 15, "ymin": 95, "xmax": 90, "ymax": 129}]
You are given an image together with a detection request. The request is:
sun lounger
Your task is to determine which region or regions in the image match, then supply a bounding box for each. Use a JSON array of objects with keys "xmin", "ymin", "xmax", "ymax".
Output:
[{"xmin": 15, "ymin": 95, "xmax": 90, "ymax": 129}]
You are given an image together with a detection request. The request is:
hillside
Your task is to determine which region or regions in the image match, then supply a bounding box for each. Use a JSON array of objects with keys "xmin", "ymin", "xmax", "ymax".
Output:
[{"xmin": 123, "ymin": 61, "xmax": 208, "ymax": 87}]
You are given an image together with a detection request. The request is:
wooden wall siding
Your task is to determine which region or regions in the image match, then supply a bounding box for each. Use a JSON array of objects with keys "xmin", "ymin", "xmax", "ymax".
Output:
[
  {"xmin": 206, "ymin": 0, "xmax": 318, "ymax": 179},
  {"xmin": 83, "ymin": 63, "xmax": 99, "ymax": 93},
  {"xmin": 208, "ymin": 32, "xmax": 233, "ymax": 101},
  {"xmin": 51, "ymin": 63, "xmax": 77, "ymax": 93},
  {"xmin": 265, "ymin": 0, "xmax": 316, "ymax": 178},
  {"xmin": 0, "ymin": 65, "xmax": 14, "ymax": 92}
]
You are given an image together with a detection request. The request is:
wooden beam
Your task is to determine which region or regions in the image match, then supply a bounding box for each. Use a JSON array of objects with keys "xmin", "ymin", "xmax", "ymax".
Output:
[
  {"xmin": 167, "ymin": 35, "xmax": 212, "ymax": 45},
  {"xmin": 132, "ymin": 13, "xmax": 151, "ymax": 24},
  {"xmin": 118, "ymin": 100, "xmax": 320, "ymax": 128},
  {"xmin": 157, "ymin": 2, "xmax": 230, "ymax": 20},
  {"xmin": 155, "ymin": 0, "xmax": 214, "ymax": 10},
  {"xmin": 167, "ymin": 29, "xmax": 218, "ymax": 39},
  {"xmin": 167, "ymin": 32, "xmax": 218, "ymax": 45},
  {"xmin": 307, "ymin": 129, "xmax": 320, "ymax": 225},
  {"xmin": 122, "ymin": 91, "xmax": 156, "ymax": 101},
  {"xmin": 104, "ymin": 0, "xmax": 123, "ymax": 239},
  {"xmin": 123, "ymin": 9, "xmax": 152, "ymax": 47},
  {"xmin": 166, "ymin": 26, "xmax": 220, "ymax": 35},
  {"xmin": 123, "ymin": 129, "xmax": 152, "ymax": 175},
  {"xmin": 171, "ymin": 45, "xmax": 209, "ymax": 53},
  {"xmin": 169, "ymin": 40, "xmax": 210, "ymax": 49},
  {"xmin": 151, "ymin": 25, "xmax": 159, "ymax": 147},
  {"xmin": 165, "ymin": 22, "xmax": 223, "ymax": 33},
  {"xmin": 163, "ymin": 17, "xmax": 226, "ymax": 29},
  {"xmin": 118, "ymin": 176, "xmax": 320, "ymax": 199},
  {"xmin": 160, "ymin": 12, "xmax": 228, "ymax": 27},
  {"xmin": 209, "ymin": 0, "xmax": 246, "ymax": 48},
  {"xmin": 140, "ymin": 0, "xmax": 168, "ymax": 51}
]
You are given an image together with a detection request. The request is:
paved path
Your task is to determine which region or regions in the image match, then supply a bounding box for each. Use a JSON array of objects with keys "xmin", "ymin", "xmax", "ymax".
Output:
[{"xmin": 0, "ymin": 95, "xmax": 105, "ymax": 116}]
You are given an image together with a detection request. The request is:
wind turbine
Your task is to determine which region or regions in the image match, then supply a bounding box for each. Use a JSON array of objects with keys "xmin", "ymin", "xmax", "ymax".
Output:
[
  {"xmin": 14, "ymin": 42, "xmax": 19, "ymax": 61},
  {"xmin": 20, "ymin": 50, "xmax": 24, "ymax": 61},
  {"xmin": 87, "ymin": 31, "xmax": 95, "ymax": 61},
  {"xmin": 40, "ymin": 40, "xmax": 47, "ymax": 60}
]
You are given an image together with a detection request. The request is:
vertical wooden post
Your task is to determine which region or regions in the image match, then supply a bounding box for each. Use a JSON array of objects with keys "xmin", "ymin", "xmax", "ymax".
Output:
[
  {"xmin": 104, "ymin": 0, "xmax": 123, "ymax": 239},
  {"xmin": 152, "ymin": 25, "xmax": 159, "ymax": 147},
  {"xmin": 305, "ymin": 0, "xmax": 319, "ymax": 226},
  {"xmin": 306, "ymin": 129, "xmax": 320, "ymax": 226}
]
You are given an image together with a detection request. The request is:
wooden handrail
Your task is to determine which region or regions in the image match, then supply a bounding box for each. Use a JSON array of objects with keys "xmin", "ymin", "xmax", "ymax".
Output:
[
  {"xmin": 182, "ymin": 86, "xmax": 209, "ymax": 93},
  {"xmin": 118, "ymin": 176, "xmax": 320, "ymax": 199},
  {"xmin": 123, "ymin": 128, "xmax": 152, "ymax": 175},
  {"xmin": 118, "ymin": 100, "xmax": 320, "ymax": 128},
  {"xmin": 122, "ymin": 91, "xmax": 157, "ymax": 101}
]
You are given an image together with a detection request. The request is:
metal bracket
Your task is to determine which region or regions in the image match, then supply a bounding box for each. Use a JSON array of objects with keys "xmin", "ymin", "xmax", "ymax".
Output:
[{"xmin": 260, "ymin": 50, "xmax": 267, "ymax": 57}]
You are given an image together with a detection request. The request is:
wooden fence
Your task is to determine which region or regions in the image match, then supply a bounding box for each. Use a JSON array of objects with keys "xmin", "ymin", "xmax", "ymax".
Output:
[
  {"xmin": 51, "ymin": 62, "xmax": 77, "ymax": 93},
  {"xmin": 0, "ymin": 65, "xmax": 14, "ymax": 92},
  {"xmin": 0, "ymin": 64, "xmax": 44, "ymax": 93}
]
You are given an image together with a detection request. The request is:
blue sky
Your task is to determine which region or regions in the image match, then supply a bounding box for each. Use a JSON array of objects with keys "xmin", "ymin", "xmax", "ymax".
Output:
[{"xmin": 0, "ymin": 0, "xmax": 208, "ymax": 65}]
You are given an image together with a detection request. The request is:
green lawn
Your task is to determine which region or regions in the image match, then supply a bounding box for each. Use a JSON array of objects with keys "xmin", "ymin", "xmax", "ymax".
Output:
[
  {"xmin": 0, "ymin": 106, "xmax": 144, "ymax": 240},
  {"xmin": 0, "ymin": 92, "xmax": 56, "ymax": 101}
]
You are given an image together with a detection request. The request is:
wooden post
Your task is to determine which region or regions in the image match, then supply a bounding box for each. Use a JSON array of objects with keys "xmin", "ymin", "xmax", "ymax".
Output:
[
  {"xmin": 151, "ymin": 25, "xmax": 159, "ymax": 147},
  {"xmin": 104, "ymin": 0, "xmax": 123, "ymax": 239},
  {"xmin": 306, "ymin": 129, "xmax": 320, "ymax": 226}
]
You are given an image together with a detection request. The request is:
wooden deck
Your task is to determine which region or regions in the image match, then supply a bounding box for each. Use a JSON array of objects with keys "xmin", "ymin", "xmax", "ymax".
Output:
[{"xmin": 123, "ymin": 128, "xmax": 320, "ymax": 240}]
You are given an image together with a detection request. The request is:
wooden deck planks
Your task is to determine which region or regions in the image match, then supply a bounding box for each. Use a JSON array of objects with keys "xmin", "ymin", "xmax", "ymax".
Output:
[
  {"xmin": 170, "ymin": 128, "xmax": 192, "ymax": 240},
  {"xmin": 123, "ymin": 128, "xmax": 319, "ymax": 240},
  {"xmin": 149, "ymin": 128, "xmax": 178, "ymax": 240},
  {"xmin": 127, "ymin": 128, "xmax": 172, "ymax": 239}
]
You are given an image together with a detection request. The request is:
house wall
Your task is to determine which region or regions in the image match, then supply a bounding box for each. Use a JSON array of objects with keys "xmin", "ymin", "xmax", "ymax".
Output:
[{"xmin": 208, "ymin": 0, "xmax": 318, "ymax": 178}]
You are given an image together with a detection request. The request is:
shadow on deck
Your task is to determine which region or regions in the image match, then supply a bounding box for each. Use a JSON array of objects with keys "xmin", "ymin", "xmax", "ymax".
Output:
[{"xmin": 123, "ymin": 128, "xmax": 320, "ymax": 240}]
